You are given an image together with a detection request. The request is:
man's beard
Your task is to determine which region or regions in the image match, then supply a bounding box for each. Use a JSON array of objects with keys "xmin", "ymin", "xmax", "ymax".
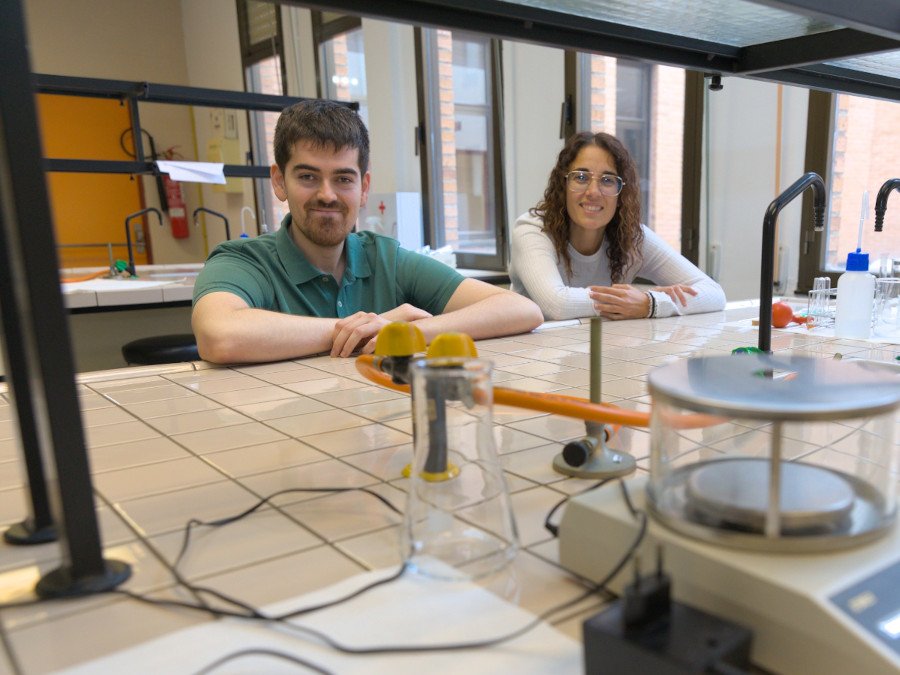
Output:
[{"xmin": 296, "ymin": 201, "xmax": 351, "ymax": 247}]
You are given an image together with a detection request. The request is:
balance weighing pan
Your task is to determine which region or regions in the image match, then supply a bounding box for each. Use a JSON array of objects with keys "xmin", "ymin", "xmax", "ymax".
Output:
[{"xmin": 646, "ymin": 354, "xmax": 900, "ymax": 553}]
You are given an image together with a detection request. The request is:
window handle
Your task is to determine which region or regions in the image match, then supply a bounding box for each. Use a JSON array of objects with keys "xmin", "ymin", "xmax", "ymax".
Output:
[
  {"xmin": 414, "ymin": 125, "xmax": 425, "ymax": 157},
  {"xmin": 559, "ymin": 96, "xmax": 573, "ymax": 139}
]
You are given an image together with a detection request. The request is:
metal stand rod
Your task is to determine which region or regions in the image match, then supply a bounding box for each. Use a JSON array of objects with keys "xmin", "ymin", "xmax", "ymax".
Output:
[
  {"xmin": 0, "ymin": 250, "xmax": 56, "ymax": 546},
  {"xmin": 553, "ymin": 317, "xmax": 635, "ymax": 479},
  {"xmin": 765, "ymin": 421, "xmax": 784, "ymax": 538}
]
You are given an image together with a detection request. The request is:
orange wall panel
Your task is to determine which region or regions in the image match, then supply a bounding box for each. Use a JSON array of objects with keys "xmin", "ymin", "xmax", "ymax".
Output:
[{"xmin": 37, "ymin": 94, "xmax": 147, "ymax": 269}]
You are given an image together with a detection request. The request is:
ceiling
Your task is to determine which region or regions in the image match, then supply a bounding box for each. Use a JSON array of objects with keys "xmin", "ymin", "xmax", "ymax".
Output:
[{"xmin": 287, "ymin": 0, "xmax": 900, "ymax": 101}]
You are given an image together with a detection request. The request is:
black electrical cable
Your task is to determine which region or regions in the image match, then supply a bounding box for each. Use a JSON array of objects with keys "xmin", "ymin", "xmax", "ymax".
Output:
[
  {"xmin": 166, "ymin": 486, "xmax": 405, "ymax": 619},
  {"xmin": 544, "ymin": 477, "xmax": 613, "ymax": 537},
  {"xmin": 119, "ymin": 127, "xmax": 158, "ymax": 160},
  {"xmin": 258, "ymin": 480, "xmax": 649, "ymax": 657},
  {"xmin": 119, "ymin": 126, "xmax": 169, "ymax": 213},
  {"xmin": 0, "ymin": 479, "xmax": 648, "ymax": 670},
  {"xmin": 164, "ymin": 478, "xmax": 647, "ymax": 661},
  {"xmin": 273, "ymin": 563, "xmax": 408, "ymax": 622},
  {"xmin": 192, "ymin": 647, "xmax": 333, "ymax": 675}
]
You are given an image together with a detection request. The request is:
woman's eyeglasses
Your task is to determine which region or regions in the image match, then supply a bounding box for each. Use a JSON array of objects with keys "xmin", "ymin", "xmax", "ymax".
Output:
[{"xmin": 565, "ymin": 171, "xmax": 624, "ymax": 196}]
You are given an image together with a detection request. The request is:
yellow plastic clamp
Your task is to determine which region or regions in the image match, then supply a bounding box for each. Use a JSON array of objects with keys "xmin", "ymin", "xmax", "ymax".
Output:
[
  {"xmin": 425, "ymin": 332, "xmax": 478, "ymax": 359},
  {"xmin": 374, "ymin": 321, "xmax": 426, "ymax": 357}
]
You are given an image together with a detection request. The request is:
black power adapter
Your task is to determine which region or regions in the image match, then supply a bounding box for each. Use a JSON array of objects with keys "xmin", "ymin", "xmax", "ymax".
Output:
[{"xmin": 583, "ymin": 548, "xmax": 753, "ymax": 674}]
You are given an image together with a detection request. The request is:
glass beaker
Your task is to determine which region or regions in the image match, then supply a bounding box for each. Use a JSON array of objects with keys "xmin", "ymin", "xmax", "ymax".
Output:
[
  {"xmin": 402, "ymin": 357, "xmax": 518, "ymax": 580},
  {"xmin": 806, "ymin": 280, "xmax": 836, "ymax": 328},
  {"xmin": 874, "ymin": 277, "xmax": 900, "ymax": 339}
]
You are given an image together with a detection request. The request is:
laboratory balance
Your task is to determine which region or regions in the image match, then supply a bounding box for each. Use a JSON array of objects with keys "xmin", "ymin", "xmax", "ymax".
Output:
[{"xmin": 559, "ymin": 353, "xmax": 900, "ymax": 675}]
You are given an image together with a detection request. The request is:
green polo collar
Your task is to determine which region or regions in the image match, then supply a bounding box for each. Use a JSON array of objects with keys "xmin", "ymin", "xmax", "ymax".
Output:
[
  {"xmin": 344, "ymin": 229, "xmax": 373, "ymax": 282},
  {"xmin": 275, "ymin": 214, "xmax": 373, "ymax": 285}
]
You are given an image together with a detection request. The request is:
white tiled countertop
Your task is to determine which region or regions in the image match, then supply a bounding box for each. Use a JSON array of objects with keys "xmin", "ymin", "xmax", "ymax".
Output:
[
  {"xmin": 60, "ymin": 264, "xmax": 202, "ymax": 309},
  {"xmin": 58, "ymin": 264, "xmax": 509, "ymax": 310},
  {"xmin": 0, "ymin": 302, "xmax": 897, "ymax": 673}
]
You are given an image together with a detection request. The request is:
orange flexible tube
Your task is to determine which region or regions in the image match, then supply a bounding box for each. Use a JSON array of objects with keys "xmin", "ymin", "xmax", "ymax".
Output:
[
  {"xmin": 356, "ymin": 354, "xmax": 651, "ymax": 427},
  {"xmin": 356, "ymin": 354, "xmax": 724, "ymax": 430},
  {"xmin": 60, "ymin": 270, "xmax": 109, "ymax": 283}
]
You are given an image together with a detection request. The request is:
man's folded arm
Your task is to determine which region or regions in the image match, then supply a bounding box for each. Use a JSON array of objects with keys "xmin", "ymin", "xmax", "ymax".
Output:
[
  {"xmin": 192, "ymin": 291, "xmax": 338, "ymax": 364},
  {"xmin": 411, "ymin": 278, "xmax": 543, "ymax": 341}
]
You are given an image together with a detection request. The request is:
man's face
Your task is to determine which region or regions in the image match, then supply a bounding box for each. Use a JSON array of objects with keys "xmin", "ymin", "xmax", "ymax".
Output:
[{"xmin": 271, "ymin": 140, "xmax": 370, "ymax": 248}]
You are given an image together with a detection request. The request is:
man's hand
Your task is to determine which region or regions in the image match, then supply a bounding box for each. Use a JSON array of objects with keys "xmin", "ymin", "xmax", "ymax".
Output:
[
  {"xmin": 330, "ymin": 304, "xmax": 432, "ymax": 357},
  {"xmin": 588, "ymin": 284, "xmax": 651, "ymax": 320},
  {"xmin": 651, "ymin": 284, "xmax": 697, "ymax": 307}
]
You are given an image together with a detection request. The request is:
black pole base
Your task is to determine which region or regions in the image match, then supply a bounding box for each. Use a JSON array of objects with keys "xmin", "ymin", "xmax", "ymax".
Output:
[
  {"xmin": 35, "ymin": 559, "xmax": 131, "ymax": 599},
  {"xmin": 3, "ymin": 518, "xmax": 57, "ymax": 545}
]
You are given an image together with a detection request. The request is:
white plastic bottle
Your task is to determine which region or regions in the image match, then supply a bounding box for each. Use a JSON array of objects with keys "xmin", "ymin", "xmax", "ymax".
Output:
[{"xmin": 834, "ymin": 248, "xmax": 875, "ymax": 339}]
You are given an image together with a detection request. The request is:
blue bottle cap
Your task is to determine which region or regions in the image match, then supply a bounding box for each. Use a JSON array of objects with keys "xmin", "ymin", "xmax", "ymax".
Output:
[{"xmin": 845, "ymin": 248, "xmax": 869, "ymax": 272}]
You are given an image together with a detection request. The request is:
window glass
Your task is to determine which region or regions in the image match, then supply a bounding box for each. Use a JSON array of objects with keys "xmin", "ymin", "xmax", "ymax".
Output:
[
  {"xmin": 578, "ymin": 55, "xmax": 685, "ymax": 252},
  {"xmin": 319, "ymin": 27, "xmax": 368, "ymax": 125},
  {"xmin": 422, "ymin": 29, "xmax": 500, "ymax": 261},
  {"xmin": 826, "ymin": 94, "xmax": 900, "ymax": 275},
  {"xmin": 245, "ymin": 55, "xmax": 288, "ymax": 231}
]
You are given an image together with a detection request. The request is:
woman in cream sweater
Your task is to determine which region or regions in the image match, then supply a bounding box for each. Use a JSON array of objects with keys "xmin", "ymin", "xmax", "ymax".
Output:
[{"xmin": 509, "ymin": 131, "xmax": 724, "ymax": 321}]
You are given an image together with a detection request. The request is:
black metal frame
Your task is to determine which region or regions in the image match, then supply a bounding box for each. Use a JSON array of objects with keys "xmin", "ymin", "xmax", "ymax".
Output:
[
  {"xmin": 285, "ymin": 0, "xmax": 900, "ymax": 101},
  {"xmin": 1, "ymin": 0, "xmax": 130, "ymax": 597},
  {"xmin": 35, "ymin": 74, "xmax": 353, "ymax": 178}
]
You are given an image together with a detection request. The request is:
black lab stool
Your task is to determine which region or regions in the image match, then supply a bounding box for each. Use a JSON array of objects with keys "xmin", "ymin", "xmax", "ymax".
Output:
[{"xmin": 122, "ymin": 334, "xmax": 199, "ymax": 365}]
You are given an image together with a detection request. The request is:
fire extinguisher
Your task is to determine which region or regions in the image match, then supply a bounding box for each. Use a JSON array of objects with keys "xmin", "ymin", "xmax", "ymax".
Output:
[{"xmin": 161, "ymin": 148, "xmax": 189, "ymax": 239}]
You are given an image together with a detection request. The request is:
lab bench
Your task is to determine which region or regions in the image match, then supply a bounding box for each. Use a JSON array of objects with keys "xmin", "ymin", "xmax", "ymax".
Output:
[
  {"xmin": 0, "ymin": 304, "xmax": 896, "ymax": 673},
  {"xmin": 58, "ymin": 263, "xmax": 508, "ymax": 372},
  {"xmin": 57, "ymin": 264, "xmax": 200, "ymax": 372}
]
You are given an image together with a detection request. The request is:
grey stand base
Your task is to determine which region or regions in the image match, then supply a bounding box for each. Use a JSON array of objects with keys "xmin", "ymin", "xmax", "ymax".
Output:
[
  {"xmin": 552, "ymin": 447, "xmax": 636, "ymax": 479},
  {"xmin": 553, "ymin": 424, "xmax": 636, "ymax": 479}
]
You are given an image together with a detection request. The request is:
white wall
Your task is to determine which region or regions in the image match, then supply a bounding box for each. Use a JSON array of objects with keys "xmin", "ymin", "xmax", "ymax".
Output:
[
  {"xmin": 24, "ymin": 0, "xmax": 204, "ymax": 264},
  {"xmin": 362, "ymin": 19, "xmax": 420, "ymax": 195},
  {"xmin": 180, "ymin": 0, "xmax": 255, "ymax": 252},
  {"xmin": 25, "ymin": 0, "xmax": 261, "ymax": 264},
  {"xmin": 702, "ymin": 77, "xmax": 809, "ymax": 301},
  {"xmin": 502, "ymin": 41, "xmax": 566, "ymax": 227}
]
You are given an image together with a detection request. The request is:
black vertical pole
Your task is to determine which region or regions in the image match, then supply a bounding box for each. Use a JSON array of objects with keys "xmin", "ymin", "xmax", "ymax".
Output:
[
  {"xmin": 0, "ymin": 216, "xmax": 57, "ymax": 546},
  {"xmin": 0, "ymin": 0, "xmax": 130, "ymax": 597}
]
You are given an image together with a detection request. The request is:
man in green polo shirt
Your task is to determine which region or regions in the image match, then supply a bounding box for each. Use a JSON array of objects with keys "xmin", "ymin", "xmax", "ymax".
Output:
[{"xmin": 192, "ymin": 99, "xmax": 542, "ymax": 364}]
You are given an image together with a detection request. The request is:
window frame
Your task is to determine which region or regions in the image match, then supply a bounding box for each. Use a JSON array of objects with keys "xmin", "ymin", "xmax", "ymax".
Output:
[
  {"xmin": 414, "ymin": 27, "xmax": 508, "ymax": 271},
  {"xmin": 236, "ymin": 0, "xmax": 288, "ymax": 231},
  {"xmin": 563, "ymin": 51, "xmax": 704, "ymax": 266},
  {"xmin": 310, "ymin": 11, "xmax": 363, "ymax": 100},
  {"xmin": 236, "ymin": 1, "xmax": 287, "ymax": 88},
  {"xmin": 795, "ymin": 90, "xmax": 834, "ymax": 293}
]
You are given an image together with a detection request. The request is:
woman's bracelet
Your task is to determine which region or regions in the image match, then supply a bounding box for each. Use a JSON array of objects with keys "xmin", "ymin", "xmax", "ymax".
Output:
[{"xmin": 645, "ymin": 291, "xmax": 656, "ymax": 318}]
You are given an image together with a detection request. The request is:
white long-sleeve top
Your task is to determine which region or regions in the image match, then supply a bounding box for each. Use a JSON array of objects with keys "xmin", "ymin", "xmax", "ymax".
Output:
[{"xmin": 508, "ymin": 211, "xmax": 726, "ymax": 321}]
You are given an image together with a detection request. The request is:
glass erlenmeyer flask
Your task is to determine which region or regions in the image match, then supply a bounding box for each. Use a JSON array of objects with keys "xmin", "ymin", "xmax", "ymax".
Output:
[{"xmin": 402, "ymin": 357, "xmax": 518, "ymax": 580}]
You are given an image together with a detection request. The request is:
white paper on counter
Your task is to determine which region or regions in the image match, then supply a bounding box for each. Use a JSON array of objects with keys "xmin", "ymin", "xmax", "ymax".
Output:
[
  {"xmin": 156, "ymin": 160, "xmax": 226, "ymax": 184},
  {"xmin": 61, "ymin": 278, "xmax": 181, "ymax": 292},
  {"xmin": 723, "ymin": 317, "xmax": 900, "ymax": 345},
  {"xmin": 535, "ymin": 319, "xmax": 582, "ymax": 331},
  {"xmin": 58, "ymin": 565, "xmax": 582, "ymax": 674}
]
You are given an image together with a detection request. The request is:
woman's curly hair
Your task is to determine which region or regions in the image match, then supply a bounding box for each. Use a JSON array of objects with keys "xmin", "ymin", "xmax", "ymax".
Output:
[{"xmin": 530, "ymin": 131, "xmax": 642, "ymax": 283}]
